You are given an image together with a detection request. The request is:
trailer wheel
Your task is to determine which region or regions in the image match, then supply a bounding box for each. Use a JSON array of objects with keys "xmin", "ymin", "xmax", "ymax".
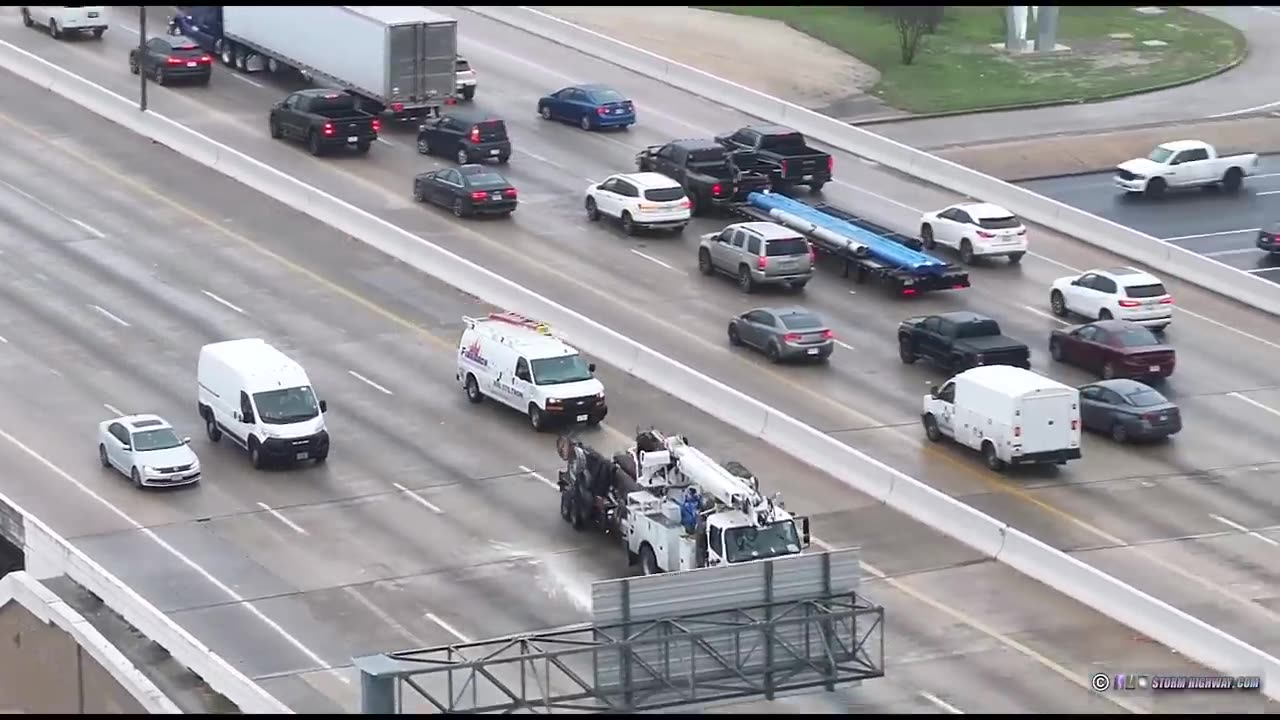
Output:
[
  {"xmin": 220, "ymin": 43, "xmax": 235, "ymax": 67},
  {"xmin": 235, "ymin": 51, "xmax": 249, "ymax": 72},
  {"xmin": 640, "ymin": 544, "xmax": 661, "ymax": 576}
]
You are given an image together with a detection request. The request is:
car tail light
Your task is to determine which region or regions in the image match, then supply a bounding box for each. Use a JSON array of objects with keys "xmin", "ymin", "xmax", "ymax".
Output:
[
  {"xmin": 902, "ymin": 288, "xmax": 917, "ymax": 296},
  {"xmin": 1140, "ymin": 413, "xmax": 1158, "ymax": 422},
  {"xmin": 679, "ymin": 198, "xmax": 691, "ymax": 209},
  {"xmin": 827, "ymin": 156, "xmax": 834, "ymax": 173},
  {"xmin": 371, "ymin": 118, "xmax": 381, "ymax": 133},
  {"xmin": 784, "ymin": 333, "xmax": 802, "ymax": 343},
  {"xmin": 808, "ymin": 243, "xmax": 816, "ymax": 263},
  {"xmin": 821, "ymin": 329, "xmax": 834, "ymax": 340},
  {"xmin": 165, "ymin": 57, "xmax": 185, "ymax": 65},
  {"xmin": 470, "ymin": 126, "xmax": 481, "ymax": 143},
  {"xmin": 757, "ymin": 255, "xmax": 767, "ymax": 270},
  {"xmin": 1071, "ymin": 419, "xmax": 1079, "ymax": 430},
  {"xmin": 322, "ymin": 122, "xmax": 334, "ymax": 137},
  {"xmin": 711, "ymin": 183, "xmax": 723, "ymax": 196},
  {"xmin": 977, "ymin": 230, "xmax": 995, "ymax": 238},
  {"xmin": 1159, "ymin": 296, "xmax": 1174, "ymax": 305},
  {"xmin": 444, "ymin": 97, "xmax": 457, "ymax": 105},
  {"xmin": 502, "ymin": 188, "xmax": 517, "ymax": 199},
  {"xmin": 597, "ymin": 106, "xmax": 608, "ymax": 116},
  {"xmin": 1118, "ymin": 299, "xmax": 1141, "ymax": 308},
  {"xmin": 1014, "ymin": 426, "xmax": 1021, "ymax": 437},
  {"xmin": 952, "ymin": 284, "xmax": 966, "ymax": 290},
  {"xmin": 470, "ymin": 191, "xmax": 487, "ymax": 201},
  {"xmin": 390, "ymin": 102, "xmax": 404, "ymax": 113},
  {"xmin": 780, "ymin": 159, "xmax": 788, "ymax": 175}
]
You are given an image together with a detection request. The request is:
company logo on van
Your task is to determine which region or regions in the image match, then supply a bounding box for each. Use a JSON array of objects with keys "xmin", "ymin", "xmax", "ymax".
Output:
[{"xmin": 462, "ymin": 339, "xmax": 489, "ymax": 367}]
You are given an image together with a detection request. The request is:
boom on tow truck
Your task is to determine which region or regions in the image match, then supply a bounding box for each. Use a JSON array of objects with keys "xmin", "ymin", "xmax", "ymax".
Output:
[{"xmin": 557, "ymin": 429, "xmax": 811, "ymax": 575}]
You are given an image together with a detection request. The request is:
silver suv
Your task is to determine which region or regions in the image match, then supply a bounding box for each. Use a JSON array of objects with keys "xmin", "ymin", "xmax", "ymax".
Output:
[{"xmin": 698, "ymin": 221, "xmax": 815, "ymax": 293}]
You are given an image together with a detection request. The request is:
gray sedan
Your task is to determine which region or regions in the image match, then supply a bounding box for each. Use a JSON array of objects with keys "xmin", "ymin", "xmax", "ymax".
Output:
[
  {"xmin": 1079, "ymin": 378, "xmax": 1181, "ymax": 442},
  {"xmin": 728, "ymin": 307, "xmax": 834, "ymax": 363}
]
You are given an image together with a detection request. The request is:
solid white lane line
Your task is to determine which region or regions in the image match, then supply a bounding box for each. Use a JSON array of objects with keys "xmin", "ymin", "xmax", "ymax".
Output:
[
  {"xmin": 392, "ymin": 482, "xmax": 443, "ymax": 513},
  {"xmin": 89, "ymin": 304, "xmax": 130, "ymax": 327},
  {"xmin": 256, "ymin": 502, "xmax": 308, "ymax": 535},
  {"xmin": 920, "ymin": 692, "xmax": 964, "ymax": 714},
  {"xmin": 1230, "ymin": 392, "xmax": 1280, "ymax": 419},
  {"xmin": 1162, "ymin": 228, "xmax": 1260, "ymax": 242},
  {"xmin": 0, "ymin": 178, "xmax": 105, "ymax": 237},
  {"xmin": 1245, "ymin": 267, "xmax": 1277, "ymax": 274},
  {"xmin": 71, "ymin": 218, "xmax": 106, "ymax": 238},
  {"xmin": 1204, "ymin": 248, "xmax": 1265, "ymax": 258},
  {"xmin": 834, "ymin": 339, "xmax": 856, "ymax": 352},
  {"xmin": 0, "ymin": 424, "xmax": 333, "ymax": 670},
  {"xmin": 201, "ymin": 290, "xmax": 246, "ymax": 315},
  {"xmin": 348, "ymin": 370, "xmax": 393, "ymax": 395},
  {"xmin": 0, "ymin": 335, "xmax": 7, "ymax": 344},
  {"xmin": 425, "ymin": 612, "xmax": 471, "ymax": 643},
  {"xmin": 629, "ymin": 248, "xmax": 676, "ymax": 271},
  {"xmin": 519, "ymin": 465, "xmax": 558, "ymax": 490},
  {"xmin": 1022, "ymin": 304, "xmax": 1069, "ymax": 324},
  {"xmin": 228, "ymin": 72, "xmax": 264, "ymax": 88},
  {"xmin": 1208, "ymin": 98, "xmax": 1280, "ymax": 118},
  {"xmin": 1257, "ymin": 190, "xmax": 1280, "ymax": 197},
  {"xmin": 344, "ymin": 586, "xmax": 425, "ymax": 646},
  {"xmin": 1211, "ymin": 514, "xmax": 1280, "ymax": 547},
  {"xmin": 103, "ymin": 403, "xmax": 123, "ymax": 417}
]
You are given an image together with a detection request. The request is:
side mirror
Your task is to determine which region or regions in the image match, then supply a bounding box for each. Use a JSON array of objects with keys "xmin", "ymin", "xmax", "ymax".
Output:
[
  {"xmin": 183, "ymin": 436, "xmax": 192, "ymax": 445},
  {"xmin": 122, "ymin": 444, "xmax": 131, "ymax": 451},
  {"xmin": 588, "ymin": 363, "xmax": 596, "ymax": 373},
  {"xmin": 930, "ymin": 385, "xmax": 940, "ymax": 397},
  {"xmin": 319, "ymin": 399, "xmax": 328, "ymax": 413}
]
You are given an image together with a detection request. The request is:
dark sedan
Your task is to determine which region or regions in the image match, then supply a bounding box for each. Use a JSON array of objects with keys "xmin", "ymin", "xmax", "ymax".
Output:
[
  {"xmin": 728, "ymin": 307, "xmax": 835, "ymax": 363},
  {"xmin": 129, "ymin": 35, "xmax": 212, "ymax": 86},
  {"xmin": 1049, "ymin": 320, "xmax": 1175, "ymax": 380},
  {"xmin": 1259, "ymin": 223, "xmax": 1280, "ymax": 254},
  {"xmin": 413, "ymin": 165, "xmax": 517, "ymax": 218},
  {"xmin": 538, "ymin": 84, "xmax": 635, "ymax": 131},
  {"xmin": 1079, "ymin": 379, "xmax": 1182, "ymax": 442}
]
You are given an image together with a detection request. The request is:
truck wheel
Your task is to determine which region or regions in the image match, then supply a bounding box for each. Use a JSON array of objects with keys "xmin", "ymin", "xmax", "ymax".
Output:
[
  {"xmin": 620, "ymin": 212, "xmax": 636, "ymax": 235},
  {"xmin": 529, "ymin": 405, "xmax": 546, "ymax": 432},
  {"xmin": 462, "ymin": 86, "xmax": 476, "ymax": 100},
  {"xmin": 809, "ymin": 181, "xmax": 826, "ymax": 193},
  {"xmin": 205, "ymin": 416, "xmax": 222, "ymax": 442},
  {"xmin": 1222, "ymin": 167, "xmax": 1243, "ymax": 193},
  {"xmin": 698, "ymin": 249, "xmax": 714, "ymax": 276},
  {"xmin": 920, "ymin": 225, "xmax": 936, "ymax": 250},
  {"xmin": 959, "ymin": 239, "xmax": 976, "ymax": 265},
  {"xmin": 250, "ymin": 441, "xmax": 266, "ymax": 470},
  {"xmin": 560, "ymin": 490, "xmax": 573, "ymax": 522},
  {"xmin": 982, "ymin": 441, "xmax": 1005, "ymax": 472},
  {"xmin": 1144, "ymin": 177, "xmax": 1166, "ymax": 198},
  {"xmin": 898, "ymin": 338, "xmax": 917, "ymax": 364},
  {"xmin": 923, "ymin": 414, "xmax": 942, "ymax": 442},
  {"xmin": 737, "ymin": 266, "xmax": 756, "ymax": 293},
  {"xmin": 355, "ymin": 141, "xmax": 371, "ymax": 154},
  {"xmin": 539, "ymin": 105, "xmax": 552, "ymax": 120},
  {"xmin": 464, "ymin": 374, "xmax": 483, "ymax": 404},
  {"xmin": 235, "ymin": 51, "xmax": 249, "ymax": 72},
  {"xmin": 1050, "ymin": 290, "xmax": 1068, "ymax": 317},
  {"xmin": 640, "ymin": 544, "xmax": 661, "ymax": 576},
  {"xmin": 92, "ymin": 27, "xmax": 105, "ymax": 39},
  {"xmin": 308, "ymin": 132, "xmax": 323, "ymax": 156},
  {"xmin": 221, "ymin": 44, "xmax": 235, "ymax": 67},
  {"xmin": 585, "ymin": 197, "xmax": 601, "ymax": 221}
]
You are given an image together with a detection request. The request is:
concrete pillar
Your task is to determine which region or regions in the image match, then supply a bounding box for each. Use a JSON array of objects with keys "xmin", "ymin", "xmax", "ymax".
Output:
[
  {"xmin": 358, "ymin": 669, "xmax": 397, "ymax": 714},
  {"xmin": 1035, "ymin": 6, "xmax": 1060, "ymax": 52}
]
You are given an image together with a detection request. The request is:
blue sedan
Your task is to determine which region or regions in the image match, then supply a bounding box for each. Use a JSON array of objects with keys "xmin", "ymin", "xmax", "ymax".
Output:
[{"xmin": 537, "ymin": 84, "xmax": 635, "ymax": 131}]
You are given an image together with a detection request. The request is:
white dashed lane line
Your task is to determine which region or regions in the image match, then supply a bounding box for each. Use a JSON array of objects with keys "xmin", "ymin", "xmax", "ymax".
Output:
[
  {"xmin": 347, "ymin": 370, "xmax": 394, "ymax": 395},
  {"xmin": 89, "ymin": 304, "xmax": 130, "ymax": 327}
]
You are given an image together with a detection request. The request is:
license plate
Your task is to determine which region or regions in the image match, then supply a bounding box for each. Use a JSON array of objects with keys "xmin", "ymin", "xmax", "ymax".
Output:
[
  {"xmin": 1148, "ymin": 365, "xmax": 1160, "ymax": 372},
  {"xmin": 89, "ymin": 12, "xmax": 99, "ymax": 17},
  {"xmin": 1158, "ymin": 414, "xmax": 1167, "ymax": 421},
  {"xmin": 186, "ymin": 61, "xmax": 197, "ymax": 67},
  {"xmin": 491, "ymin": 192, "xmax": 502, "ymax": 200},
  {"xmin": 807, "ymin": 348, "xmax": 819, "ymax": 355},
  {"xmin": 576, "ymin": 414, "xmax": 588, "ymax": 422},
  {"xmin": 490, "ymin": 148, "xmax": 500, "ymax": 156},
  {"xmin": 295, "ymin": 452, "xmax": 309, "ymax": 460},
  {"xmin": 346, "ymin": 135, "xmax": 358, "ymax": 143}
]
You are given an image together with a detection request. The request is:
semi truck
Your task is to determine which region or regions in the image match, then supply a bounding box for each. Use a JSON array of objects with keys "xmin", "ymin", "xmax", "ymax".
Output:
[
  {"xmin": 555, "ymin": 430, "xmax": 811, "ymax": 575},
  {"xmin": 169, "ymin": 6, "xmax": 457, "ymax": 121},
  {"xmin": 731, "ymin": 192, "xmax": 971, "ymax": 296}
]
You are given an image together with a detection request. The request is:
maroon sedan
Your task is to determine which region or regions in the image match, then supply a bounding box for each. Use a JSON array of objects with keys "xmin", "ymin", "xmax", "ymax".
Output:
[{"xmin": 1049, "ymin": 320, "xmax": 1175, "ymax": 380}]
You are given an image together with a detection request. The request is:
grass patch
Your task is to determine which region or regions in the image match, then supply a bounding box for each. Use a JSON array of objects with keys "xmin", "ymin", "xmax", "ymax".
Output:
[{"xmin": 697, "ymin": 6, "xmax": 1246, "ymax": 114}]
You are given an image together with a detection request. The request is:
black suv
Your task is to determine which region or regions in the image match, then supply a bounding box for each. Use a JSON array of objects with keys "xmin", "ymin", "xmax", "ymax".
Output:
[
  {"xmin": 1258, "ymin": 223, "xmax": 1280, "ymax": 255},
  {"xmin": 416, "ymin": 110, "xmax": 511, "ymax": 165}
]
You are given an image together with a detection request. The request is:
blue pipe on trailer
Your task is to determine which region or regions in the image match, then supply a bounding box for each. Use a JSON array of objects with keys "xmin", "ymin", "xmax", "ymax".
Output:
[{"xmin": 746, "ymin": 192, "xmax": 949, "ymax": 275}]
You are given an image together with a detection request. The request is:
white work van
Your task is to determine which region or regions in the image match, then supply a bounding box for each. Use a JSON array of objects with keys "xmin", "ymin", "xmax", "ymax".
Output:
[
  {"xmin": 921, "ymin": 365, "xmax": 1081, "ymax": 472},
  {"xmin": 457, "ymin": 311, "xmax": 607, "ymax": 432},
  {"xmin": 19, "ymin": 6, "xmax": 108, "ymax": 39},
  {"xmin": 197, "ymin": 338, "xmax": 329, "ymax": 469}
]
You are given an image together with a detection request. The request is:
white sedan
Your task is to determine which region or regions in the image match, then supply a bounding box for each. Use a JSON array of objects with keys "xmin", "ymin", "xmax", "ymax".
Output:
[
  {"xmin": 1049, "ymin": 267, "xmax": 1174, "ymax": 330},
  {"xmin": 919, "ymin": 202, "xmax": 1027, "ymax": 265},
  {"xmin": 585, "ymin": 172, "xmax": 691, "ymax": 235},
  {"xmin": 98, "ymin": 414, "xmax": 201, "ymax": 489}
]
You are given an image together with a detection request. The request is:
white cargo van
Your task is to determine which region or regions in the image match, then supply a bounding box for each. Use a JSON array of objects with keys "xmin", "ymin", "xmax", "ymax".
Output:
[
  {"xmin": 921, "ymin": 365, "xmax": 1081, "ymax": 472},
  {"xmin": 457, "ymin": 311, "xmax": 607, "ymax": 432},
  {"xmin": 20, "ymin": 6, "xmax": 108, "ymax": 39},
  {"xmin": 197, "ymin": 338, "xmax": 329, "ymax": 469}
]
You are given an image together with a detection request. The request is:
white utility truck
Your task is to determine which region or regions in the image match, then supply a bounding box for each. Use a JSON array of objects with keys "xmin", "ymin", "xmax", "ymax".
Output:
[
  {"xmin": 556, "ymin": 429, "xmax": 811, "ymax": 575},
  {"xmin": 921, "ymin": 365, "xmax": 1081, "ymax": 472},
  {"xmin": 1114, "ymin": 140, "xmax": 1259, "ymax": 197}
]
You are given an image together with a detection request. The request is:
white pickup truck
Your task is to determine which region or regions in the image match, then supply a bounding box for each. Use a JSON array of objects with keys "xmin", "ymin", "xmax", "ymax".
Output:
[{"xmin": 1115, "ymin": 140, "xmax": 1259, "ymax": 197}]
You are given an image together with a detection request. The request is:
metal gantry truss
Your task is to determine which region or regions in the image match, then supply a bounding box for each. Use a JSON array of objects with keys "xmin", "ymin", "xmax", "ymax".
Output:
[{"xmin": 354, "ymin": 591, "xmax": 884, "ymax": 714}]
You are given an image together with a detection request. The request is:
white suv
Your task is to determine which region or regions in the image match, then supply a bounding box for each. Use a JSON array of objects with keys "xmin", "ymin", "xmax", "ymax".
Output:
[
  {"xmin": 1049, "ymin": 267, "xmax": 1174, "ymax": 330},
  {"xmin": 919, "ymin": 202, "xmax": 1027, "ymax": 265},
  {"xmin": 585, "ymin": 172, "xmax": 691, "ymax": 235}
]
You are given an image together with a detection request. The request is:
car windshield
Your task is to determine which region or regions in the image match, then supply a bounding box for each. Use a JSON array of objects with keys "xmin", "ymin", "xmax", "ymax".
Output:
[
  {"xmin": 530, "ymin": 355, "xmax": 594, "ymax": 386},
  {"xmin": 1148, "ymin": 147, "xmax": 1175, "ymax": 163},
  {"xmin": 468, "ymin": 173, "xmax": 509, "ymax": 189},
  {"xmin": 253, "ymin": 386, "xmax": 320, "ymax": 424},
  {"xmin": 132, "ymin": 428, "xmax": 184, "ymax": 452},
  {"xmin": 589, "ymin": 88, "xmax": 626, "ymax": 104},
  {"xmin": 978, "ymin": 215, "xmax": 1021, "ymax": 230},
  {"xmin": 723, "ymin": 521, "xmax": 802, "ymax": 564},
  {"xmin": 1126, "ymin": 390, "xmax": 1167, "ymax": 407},
  {"xmin": 780, "ymin": 313, "xmax": 822, "ymax": 330},
  {"xmin": 1111, "ymin": 326, "xmax": 1160, "ymax": 348}
]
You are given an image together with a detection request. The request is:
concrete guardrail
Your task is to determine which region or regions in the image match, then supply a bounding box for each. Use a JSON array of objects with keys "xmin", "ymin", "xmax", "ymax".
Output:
[
  {"xmin": 0, "ymin": 489, "xmax": 291, "ymax": 713},
  {"xmin": 459, "ymin": 6, "xmax": 1280, "ymax": 320},
  {"xmin": 1, "ymin": 39, "xmax": 1277, "ymax": 700}
]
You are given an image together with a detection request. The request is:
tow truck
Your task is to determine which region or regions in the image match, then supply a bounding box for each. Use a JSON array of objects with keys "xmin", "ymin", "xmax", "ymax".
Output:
[
  {"xmin": 730, "ymin": 191, "xmax": 970, "ymax": 297},
  {"xmin": 556, "ymin": 429, "xmax": 811, "ymax": 575}
]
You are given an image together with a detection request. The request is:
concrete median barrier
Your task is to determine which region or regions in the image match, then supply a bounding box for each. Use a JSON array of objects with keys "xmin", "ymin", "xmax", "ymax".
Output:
[{"xmin": 5, "ymin": 38, "xmax": 1280, "ymax": 701}]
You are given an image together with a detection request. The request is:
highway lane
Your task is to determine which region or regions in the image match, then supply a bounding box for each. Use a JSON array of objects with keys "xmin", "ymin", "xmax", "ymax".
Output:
[
  {"xmin": 0, "ymin": 66, "xmax": 1213, "ymax": 715},
  {"xmin": 10, "ymin": 5, "xmax": 1280, "ymax": 683},
  {"xmin": 1022, "ymin": 158, "xmax": 1280, "ymax": 283}
]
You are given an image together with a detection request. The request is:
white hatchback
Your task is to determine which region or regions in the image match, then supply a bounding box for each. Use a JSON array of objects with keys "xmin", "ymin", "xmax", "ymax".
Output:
[
  {"xmin": 919, "ymin": 202, "xmax": 1027, "ymax": 265},
  {"xmin": 1049, "ymin": 267, "xmax": 1174, "ymax": 330},
  {"xmin": 585, "ymin": 172, "xmax": 691, "ymax": 235},
  {"xmin": 98, "ymin": 414, "xmax": 201, "ymax": 489}
]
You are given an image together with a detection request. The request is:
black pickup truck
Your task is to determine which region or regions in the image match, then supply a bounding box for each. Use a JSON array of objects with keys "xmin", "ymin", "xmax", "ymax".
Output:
[
  {"xmin": 635, "ymin": 139, "xmax": 771, "ymax": 215},
  {"xmin": 268, "ymin": 89, "xmax": 380, "ymax": 157},
  {"xmin": 715, "ymin": 125, "xmax": 834, "ymax": 192},
  {"xmin": 897, "ymin": 311, "xmax": 1030, "ymax": 372}
]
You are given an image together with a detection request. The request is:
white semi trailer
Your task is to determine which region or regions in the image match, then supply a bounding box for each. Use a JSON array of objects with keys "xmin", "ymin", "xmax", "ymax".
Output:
[{"xmin": 172, "ymin": 6, "xmax": 457, "ymax": 121}]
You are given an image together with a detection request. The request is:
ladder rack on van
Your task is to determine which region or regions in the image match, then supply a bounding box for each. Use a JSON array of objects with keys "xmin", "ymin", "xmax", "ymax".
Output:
[{"xmin": 462, "ymin": 311, "xmax": 554, "ymax": 336}]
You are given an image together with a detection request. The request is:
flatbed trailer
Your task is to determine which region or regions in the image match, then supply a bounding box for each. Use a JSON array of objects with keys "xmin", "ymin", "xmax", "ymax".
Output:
[{"xmin": 730, "ymin": 198, "xmax": 971, "ymax": 297}]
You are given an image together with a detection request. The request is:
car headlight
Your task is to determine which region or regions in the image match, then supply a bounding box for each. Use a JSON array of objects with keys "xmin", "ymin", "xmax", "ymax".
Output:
[{"xmin": 142, "ymin": 465, "xmax": 156, "ymax": 474}]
